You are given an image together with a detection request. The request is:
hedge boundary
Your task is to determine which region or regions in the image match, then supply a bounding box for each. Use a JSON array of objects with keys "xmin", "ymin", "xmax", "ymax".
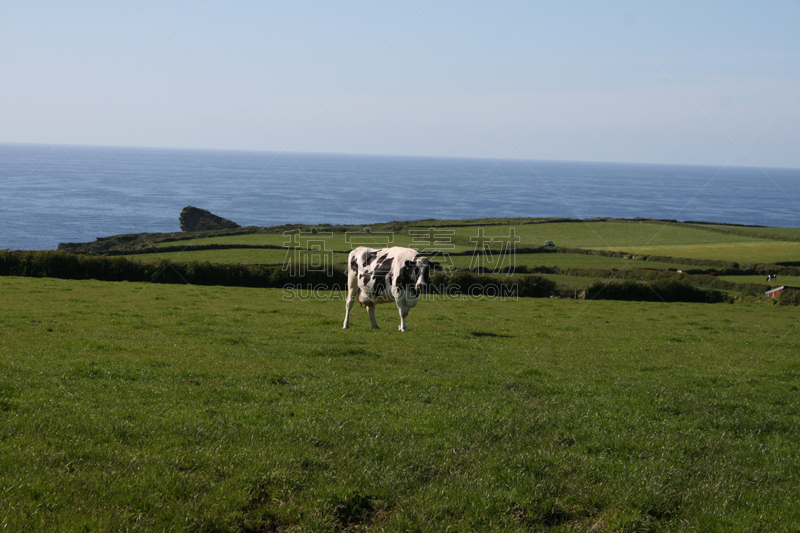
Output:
[
  {"xmin": 0, "ymin": 250, "xmax": 557, "ymax": 298},
  {"xmin": 0, "ymin": 250, "xmax": 344, "ymax": 288},
  {"xmin": 585, "ymin": 280, "xmax": 731, "ymax": 304},
  {"xmin": 0, "ymin": 250, "xmax": 774, "ymax": 303}
]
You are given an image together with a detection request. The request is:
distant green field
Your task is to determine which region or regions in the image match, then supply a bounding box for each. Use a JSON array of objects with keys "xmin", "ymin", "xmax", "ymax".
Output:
[
  {"xmin": 151, "ymin": 231, "xmax": 423, "ymax": 250},
  {"xmin": 130, "ymin": 219, "xmax": 797, "ymax": 267},
  {"xmin": 152, "ymin": 220, "xmax": 771, "ymax": 252},
  {"xmin": 121, "ymin": 250, "xmax": 692, "ymax": 273},
  {"xmin": 413, "ymin": 220, "xmax": 766, "ymax": 249},
  {"xmin": 449, "ymin": 252, "xmax": 689, "ymax": 272},
  {"xmin": 595, "ymin": 241, "xmax": 800, "ymax": 266},
  {"xmin": 2, "ymin": 276, "xmax": 800, "ymax": 531},
  {"xmin": 704, "ymin": 225, "xmax": 800, "ymax": 240},
  {"xmin": 105, "ymin": 219, "xmax": 800, "ymax": 299},
  {"xmin": 720, "ymin": 274, "xmax": 800, "ymax": 288}
]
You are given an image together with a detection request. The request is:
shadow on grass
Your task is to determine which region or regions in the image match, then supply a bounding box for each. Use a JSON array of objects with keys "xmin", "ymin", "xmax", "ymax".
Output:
[{"xmin": 471, "ymin": 331, "xmax": 513, "ymax": 338}]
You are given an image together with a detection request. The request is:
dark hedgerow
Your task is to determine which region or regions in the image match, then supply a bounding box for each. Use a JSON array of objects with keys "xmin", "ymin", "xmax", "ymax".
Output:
[
  {"xmin": 778, "ymin": 289, "xmax": 800, "ymax": 306},
  {"xmin": 0, "ymin": 251, "xmax": 561, "ymax": 297},
  {"xmin": 427, "ymin": 272, "xmax": 556, "ymax": 298},
  {"xmin": 0, "ymin": 251, "xmax": 145, "ymax": 282},
  {"xmin": 0, "ymin": 250, "xmax": 347, "ymax": 289},
  {"xmin": 586, "ymin": 279, "xmax": 730, "ymax": 303}
]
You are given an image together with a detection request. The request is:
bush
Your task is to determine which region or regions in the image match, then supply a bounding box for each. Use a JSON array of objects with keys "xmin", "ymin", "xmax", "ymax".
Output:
[
  {"xmin": 0, "ymin": 250, "xmax": 347, "ymax": 289},
  {"xmin": 516, "ymin": 275, "xmax": 558, "ymax": 298},
  {"xmin": 585, "ymin": 279, "xmax": 729, "ymax": 303},
  {"xmin": 426, "ymin": 272, "xmax": 555, "ymax": 298},
  {"xmin": 585, "ymin": 280, "xmax": 651, "ymax": 301},
  {"xmin": 778, "ymin": 289, "xmax": 800, "ymax": 306}
]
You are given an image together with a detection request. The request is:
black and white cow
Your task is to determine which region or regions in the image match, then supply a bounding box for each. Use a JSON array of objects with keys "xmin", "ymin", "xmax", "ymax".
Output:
[{"xmin": 343, "ymin": 246, "xmax": 431, "ymax": 331}]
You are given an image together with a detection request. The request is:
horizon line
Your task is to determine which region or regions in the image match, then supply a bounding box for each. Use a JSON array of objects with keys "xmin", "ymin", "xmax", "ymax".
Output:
[{"xmin": 2, "ymin": 140, "xmax": 797, "ymax": 172}]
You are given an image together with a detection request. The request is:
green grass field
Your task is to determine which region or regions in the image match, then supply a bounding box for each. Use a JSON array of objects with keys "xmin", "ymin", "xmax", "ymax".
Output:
[
  {"xmin": 704, "ymin": 225, "xmax": 800, "ymax": 240},
  {"xmin": 118, "ymin": 249, "xmax": 691, "ymax": 273},
  {"xmin": 108, "ymin": 219, "xmax": 799, "ymax": 302},
  {"xmin": 145, "ymin": 220, "xmax": 776, "ymax": 252},
  {"xmin": 120, "ymin": 220, "xmax": 799, "ymax": 267},
  {"xmin": 720, "ymin": 274, "xmax": 800, "ymax": 288},
  {"xmin": 4, "ymin": 218, "xmax": 800, "ymax": 530},
  {"xmin": 414, "ymin": 220, "xmax": 768, "ymax": 250},
  {"xmin": 3, "ymin": 275, "xmax": 800, "ymax": 532},
  {"xmin": 594, "ymin": 241, "xmax": 800, "ymax": 267}
]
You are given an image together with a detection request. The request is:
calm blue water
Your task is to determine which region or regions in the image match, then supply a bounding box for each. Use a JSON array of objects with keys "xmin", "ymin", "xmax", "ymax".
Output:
[{"xmin": 1, "ymin": 143, "xmax": 798, "ymax": 250}]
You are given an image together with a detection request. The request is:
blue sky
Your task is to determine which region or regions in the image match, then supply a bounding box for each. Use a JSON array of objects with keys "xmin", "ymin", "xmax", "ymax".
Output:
[{"xmin": 1, "ymin": 1, "xmax": 798, "ymax": 167}]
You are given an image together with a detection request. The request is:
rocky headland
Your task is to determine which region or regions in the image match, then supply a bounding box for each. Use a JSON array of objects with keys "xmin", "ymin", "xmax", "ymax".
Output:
[{"xmin": 179, "ymin": 206, "xmax": 240, "ymax": 232}]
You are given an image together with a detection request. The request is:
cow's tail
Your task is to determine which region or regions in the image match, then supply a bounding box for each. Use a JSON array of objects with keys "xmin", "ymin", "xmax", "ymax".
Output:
[
  {"xmin": 346, "ymin": 252, "xmax": 360, "ymax": 304},
  {"xmin": 343, "ymin": 252, "xmax": 360, "ymax": 328}
]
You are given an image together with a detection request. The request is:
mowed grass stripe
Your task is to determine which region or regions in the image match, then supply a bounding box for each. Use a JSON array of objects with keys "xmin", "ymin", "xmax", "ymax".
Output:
[
  {"xmin": 704, "ymin": 225, "xmax": 800, "ymax": 240},
  {"xmin": 594, "ymin": 241, "xmax": 800, "ymax": 266},
  {"xmin": 148, "ymin": 220, "xmax": 774, "ymax": 252},
  {"xmin": 410, "ymin": 220, "xmax": 768, "ymax": 249}
]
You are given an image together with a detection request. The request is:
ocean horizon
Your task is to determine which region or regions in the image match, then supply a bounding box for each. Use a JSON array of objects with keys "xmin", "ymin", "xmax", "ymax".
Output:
[{"xmin": 1, "ymin": 143, "xmax": 799, "ymax": 251}]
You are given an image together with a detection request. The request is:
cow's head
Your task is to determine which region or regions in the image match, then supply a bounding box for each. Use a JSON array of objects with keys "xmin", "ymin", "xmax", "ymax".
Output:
[{"xmin": 404, "ymin": 255, "xmax": 431, "ymax": 295}]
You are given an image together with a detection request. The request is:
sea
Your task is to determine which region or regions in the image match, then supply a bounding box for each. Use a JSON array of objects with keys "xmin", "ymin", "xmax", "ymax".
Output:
[{"xmin": 1, "ymin": 143, "xmax": 798, "ymax": 251}]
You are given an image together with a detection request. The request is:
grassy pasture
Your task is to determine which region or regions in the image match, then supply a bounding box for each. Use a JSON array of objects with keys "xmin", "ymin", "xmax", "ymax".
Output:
[
  {"xmin": 409, "ymin": 221, "xmax": 766, "ymax": 250},
  {"xmin": 447, "ymin": 252, "xmax": 690, "ymax": 272},
  {"xmin": 704, "ymin": 225, "xmax": 800, "ymax": 240},
  {"xmin": 98, "ymin": 219, "xmax": 800, "ymax": 304},
  {"xmin": 2, "ymin": 276, "xmax": 800, "ymax": 531},
  {"xmin": 720, "ymin": 274, "xmax": 800, "ymax": 288},
  {"xmin": 121, "ymin": 219, "xmax": 786, "ymax": 273},
  {"xmin": 594, "ymin": 241, "xmax": 800, "ymax": 267},
  {"xmin": 119, "ymin": 250, "xmax": 692, "ymax": 274},
  {"xmin": 151, "ymin": 231, "xmax": 424, "ymax": 251},
  {"xmin": 146, "ymin": 220, "xmax": 769, "ymax": 253}
]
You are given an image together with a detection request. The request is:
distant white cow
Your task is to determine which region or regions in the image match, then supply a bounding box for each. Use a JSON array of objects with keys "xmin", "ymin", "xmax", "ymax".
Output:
[{"xmin": 343, "ymin": 247, "xmax": 431, "ymax": 331}]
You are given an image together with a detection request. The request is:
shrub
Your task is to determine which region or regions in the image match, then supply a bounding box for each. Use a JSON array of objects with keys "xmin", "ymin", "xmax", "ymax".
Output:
[
  {"xmin": 585, "ymin": 280, "xmax": 651, "ymax": 301},
  {"xmin": 0, "ymin": 250, "xmax": 347, "ymax": 289},
  {"xmin": 516, "ymin": 275, "xmax": 558, "ymax": 298},
  {"xmin": 778, "ymin": 289, "xmax": 800, "ymax": 306},
  {"xmin": 585, "ymin": 280, "xmax": 729, "ymax": 303},
  {"xmin": 426, "ymin": 272, "xmax": 554, "ymax": 298}
]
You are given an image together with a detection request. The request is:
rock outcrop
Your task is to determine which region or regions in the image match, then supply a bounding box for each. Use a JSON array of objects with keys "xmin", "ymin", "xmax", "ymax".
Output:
[{"xmin": 179, "ymin": 206, "xmax": 240, "ymax": 232}]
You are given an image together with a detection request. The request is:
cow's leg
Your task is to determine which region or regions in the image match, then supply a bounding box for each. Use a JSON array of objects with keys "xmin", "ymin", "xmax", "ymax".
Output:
[
  {"xmin": 366, "ymin": 302, "xmax": 379, "ymax": 329},
  {"xmin": 343, "ymin": 269, "xmax": 358, "ymax": 329},
  {"xmin": 396, "ymin": 299, "xmax": 409, "ymax": 332},
  {"xmin": 343, "ymin": 294, "xmax": 355, "ymax": 329}
]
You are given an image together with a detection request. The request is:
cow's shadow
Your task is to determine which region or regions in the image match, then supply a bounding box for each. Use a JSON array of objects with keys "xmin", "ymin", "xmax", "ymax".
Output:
[{"xmin": 470, "ymin": 331, "xmax": 513, "ymax": 338}]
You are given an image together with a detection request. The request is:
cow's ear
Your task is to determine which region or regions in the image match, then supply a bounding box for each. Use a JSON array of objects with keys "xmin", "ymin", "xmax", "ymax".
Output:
[{"xmin": 405, "ymin": 260, "xmax": 414, "ymax": 268}]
